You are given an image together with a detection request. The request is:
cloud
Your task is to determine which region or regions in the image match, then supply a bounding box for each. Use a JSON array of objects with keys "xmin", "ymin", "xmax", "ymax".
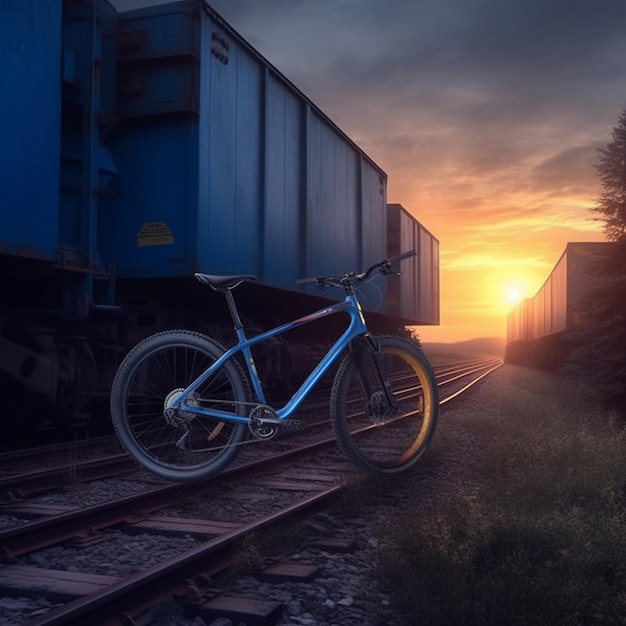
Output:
[{"xmin": 530, "ymin": 144, "xmax": 602, "ymax": 195}]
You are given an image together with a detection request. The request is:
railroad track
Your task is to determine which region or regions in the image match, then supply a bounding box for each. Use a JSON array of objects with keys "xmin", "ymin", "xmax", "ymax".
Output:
[
  {"xmin": 1, "ymin": 456, "xmax": 350, "ymax": 625},
  {"xmin": 0, "ymin": 355, "xmax": 501, "ymax": 626},
  {"xmin": 434, "ymin": 356, "xmax": 503, "ymax": 404},
  {"xmin": 0, "ymin": 356, "xmax": 502, "ymax": 498}
]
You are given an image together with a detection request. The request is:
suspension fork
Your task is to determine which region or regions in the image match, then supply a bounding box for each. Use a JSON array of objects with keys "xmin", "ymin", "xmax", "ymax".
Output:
[{"xmin": 350, "ymin": 334, "xmax": 398, "ymax": 410}]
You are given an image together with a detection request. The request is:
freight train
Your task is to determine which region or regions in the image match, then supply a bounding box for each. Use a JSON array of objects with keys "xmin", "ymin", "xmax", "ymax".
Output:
[
  {"xmin": 1, "ymin": 0, "xmax": 439, "ymax": 429},
  {"xmin": 505, "ymin": 242, "xmax": 609, "ymax": 370}
]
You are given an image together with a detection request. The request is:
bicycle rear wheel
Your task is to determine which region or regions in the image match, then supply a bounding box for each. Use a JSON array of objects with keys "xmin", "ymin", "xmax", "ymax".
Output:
[
  {"xmin": 111, "ymin": 330, "xmax": 249, "ymax": 483},
  {"xmin": 330, "ymin": 335, "xmax": 438, "ymax": 473}
]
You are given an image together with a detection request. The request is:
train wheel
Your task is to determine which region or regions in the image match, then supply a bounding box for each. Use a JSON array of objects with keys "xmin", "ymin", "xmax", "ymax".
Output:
[
  {"xmin": 330, "ymin": 335, "xmax": 439, "ymax": 473},
  {"xmin": 111, "ymin": 330, "xmax": 250, "ymax": 483}
]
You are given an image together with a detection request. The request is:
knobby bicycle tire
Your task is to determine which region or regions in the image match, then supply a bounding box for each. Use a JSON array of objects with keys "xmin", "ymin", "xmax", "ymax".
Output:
[
  {"xmin": 330, "ymin": 335, "xmax": 439, "ymax": 473},
  {"xmin": 111, "ymin": 330, "xmax": 250, "ymax": 483}
]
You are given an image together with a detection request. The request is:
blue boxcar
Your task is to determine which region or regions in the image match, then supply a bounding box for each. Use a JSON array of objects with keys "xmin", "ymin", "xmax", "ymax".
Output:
[{"xmin": 102, "ymin": 1, "xmax": 388, "ymax": 291}]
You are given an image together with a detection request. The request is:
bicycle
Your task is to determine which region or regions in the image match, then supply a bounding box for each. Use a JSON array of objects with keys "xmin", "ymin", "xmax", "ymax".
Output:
[{"xmin": 110, "ymin": 250, "xmax": 439, "ymax": 483}]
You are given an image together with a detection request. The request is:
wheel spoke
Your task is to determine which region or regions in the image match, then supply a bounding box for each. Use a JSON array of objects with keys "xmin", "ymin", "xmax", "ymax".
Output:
[{"xmin": 111, "ymin": 331, "xmax": 249, "ymax": 483}]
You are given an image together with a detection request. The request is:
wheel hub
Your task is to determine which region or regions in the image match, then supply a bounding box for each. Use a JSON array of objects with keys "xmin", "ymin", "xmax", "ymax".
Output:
[{"xmin": 164, "ymin": 388, "xmax": 199, "ymax": 427}]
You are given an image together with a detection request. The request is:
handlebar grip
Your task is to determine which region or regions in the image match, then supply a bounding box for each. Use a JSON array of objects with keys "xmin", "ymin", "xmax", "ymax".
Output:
[
  {"xmin": 387, "ymin": 249, "xmax": 417, "ymax": 265},
  {"xmin": 297, "ymin": 276, "xmax": 321, "ymax": 285}
]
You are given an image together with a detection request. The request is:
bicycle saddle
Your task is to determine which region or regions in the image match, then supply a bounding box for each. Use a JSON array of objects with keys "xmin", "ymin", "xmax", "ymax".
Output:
[{"xmin": 194, "ymin": 273, "xmax": 258, "ymax": 290}]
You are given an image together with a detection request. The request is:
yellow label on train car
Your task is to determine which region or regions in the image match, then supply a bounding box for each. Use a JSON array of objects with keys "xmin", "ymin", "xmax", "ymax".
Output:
[{"xmin": 137, "ymin": 221, "xmax": 175, "ymax": 247}]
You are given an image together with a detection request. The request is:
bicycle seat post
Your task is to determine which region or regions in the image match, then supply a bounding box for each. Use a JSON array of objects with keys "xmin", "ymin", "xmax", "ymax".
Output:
[{"xmin": 222, "ymin": 288, "xmax": 244, "ymax": 330}]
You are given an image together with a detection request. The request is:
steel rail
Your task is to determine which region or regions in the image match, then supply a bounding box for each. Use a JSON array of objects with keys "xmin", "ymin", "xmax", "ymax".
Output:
[
  {"xmin": 23, "ymin": 485, "xmax": 344, "ymax": 626},
  {"xmin": 440, "ymin": 360, "xmax": 504, "ymax": 405},
  {"xmin": 0, "ymin": 434, "xmax": 341, "ymax": 559},
  {"xmin": 436, "ymin": 358, "xmax": 502, "ymax": 387}
]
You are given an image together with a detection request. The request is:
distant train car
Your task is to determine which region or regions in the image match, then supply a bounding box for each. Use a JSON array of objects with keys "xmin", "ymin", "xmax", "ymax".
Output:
[
  {"xmin": 386, "ymin": 204, "xmax": 440, "ymax": 326},
  {"xmin": 505, "ymin": 242, "xmax": 609, "ymax": 369},
  {"xmin": 0, "ymin": 0, "xmax": 439, "ymax": 428}
]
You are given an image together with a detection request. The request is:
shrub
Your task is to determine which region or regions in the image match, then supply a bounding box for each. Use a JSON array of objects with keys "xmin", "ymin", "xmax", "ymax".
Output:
[{"xmin": 378, "ymin": 367, "xmax": 626, "ymax": 625}]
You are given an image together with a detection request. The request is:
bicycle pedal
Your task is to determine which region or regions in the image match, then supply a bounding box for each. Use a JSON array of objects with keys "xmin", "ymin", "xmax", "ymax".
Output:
[{"xmin": 282, "ymin": 419, "xmax": 305, "ymax": 431}]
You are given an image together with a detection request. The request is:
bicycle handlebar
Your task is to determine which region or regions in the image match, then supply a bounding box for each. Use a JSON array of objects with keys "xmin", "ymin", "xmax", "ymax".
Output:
[{"xmin": 297, "ymin": 249, "xmax": 417, "ymax": 292}]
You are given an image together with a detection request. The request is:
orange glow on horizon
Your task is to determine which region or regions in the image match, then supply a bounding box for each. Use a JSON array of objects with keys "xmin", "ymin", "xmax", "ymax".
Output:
[
  {"xmin": 402, "ymin": 190, "xmax": 606, "ymax": 344},
  {"xmin": 384, "ymin": 146, "xmax": 609, "ymax": 344}
]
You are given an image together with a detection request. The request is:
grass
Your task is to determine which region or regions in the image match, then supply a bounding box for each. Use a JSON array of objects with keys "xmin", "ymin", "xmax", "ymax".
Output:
[{"xmin": 374, "ymin": 366, "xmax": 626, "ymax": 625}]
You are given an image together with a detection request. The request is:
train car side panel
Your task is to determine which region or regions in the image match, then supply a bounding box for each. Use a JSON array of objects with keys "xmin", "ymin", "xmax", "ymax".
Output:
[
  {"xmin": 507, "ymin": 301, "xmax": 521, "ymax": 343},
  {"xmin": 305, "ymin": 109, "xmax": 361, "ymax": 277},
  {"xmin": 550, "ymin": 250, "xmax": 567, "ymax": 334},
  {"xmin": 360, "ymin": 158, "xmax": 387, "ymax": 268},
  {"xmin": 0, "ymin": 0, "xmax": 62, "ymax": 260},
  {"xmin": 204, "ymin": 32, "xmax": 263, "ymax": 274},
  {"xmin": 507, "ymin": 298, "xmax": 532, "ymax": 344},
  {"xmin": 100, "ymin": 119, "xmax": 199, "ymax": 276},
  {"xmin": 386, "ymin": 204, "xmax": 439, "ymax": 325},
  {"xmin": 420, "ymin": 226, "xmax": 440, "ymax": 325},
  {"xmin": 263, "ymin": 73, "xmax": 304, "ymax": 287}
]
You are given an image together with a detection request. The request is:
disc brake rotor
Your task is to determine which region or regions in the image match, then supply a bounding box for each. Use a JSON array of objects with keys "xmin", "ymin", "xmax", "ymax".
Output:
[{"xmin": 366, "ymin": 390, "xmax": 395, "ymax": 425}]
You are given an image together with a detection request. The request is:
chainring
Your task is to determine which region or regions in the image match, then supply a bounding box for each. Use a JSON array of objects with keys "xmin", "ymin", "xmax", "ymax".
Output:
[{"xmin": 248, "ymin": 404, "xmax": 280, "ymax": 439}]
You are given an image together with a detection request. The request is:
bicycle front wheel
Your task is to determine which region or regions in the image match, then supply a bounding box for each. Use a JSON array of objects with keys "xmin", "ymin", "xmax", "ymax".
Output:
[
  {"xmin": 330, "ymin": 335, "xmax": 439, "ymax": 473},
  {"xmin": 111, "ymin": 330, "xmax": 250, "ymax": 483}
]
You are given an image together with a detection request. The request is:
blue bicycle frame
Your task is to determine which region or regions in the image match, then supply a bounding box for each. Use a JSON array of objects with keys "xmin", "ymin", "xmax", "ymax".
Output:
[{"xmin": 173, "ymin": 293, "xmax": 368, "ymax": 424}]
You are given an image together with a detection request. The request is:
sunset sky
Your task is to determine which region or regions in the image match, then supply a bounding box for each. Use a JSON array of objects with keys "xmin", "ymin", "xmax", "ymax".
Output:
[{"xmin": 115, "ymin": 0, "xmax": 626, "ymax": 342}]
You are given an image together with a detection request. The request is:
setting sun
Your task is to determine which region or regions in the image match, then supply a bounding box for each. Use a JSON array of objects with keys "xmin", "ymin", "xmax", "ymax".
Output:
[
  {"xmin": 501, "ymin": 277, "xmax": 536, "ymax": 311},
  {"xmin": 486, "ymin": 271, "xmax": 536, "ymax": 315}
]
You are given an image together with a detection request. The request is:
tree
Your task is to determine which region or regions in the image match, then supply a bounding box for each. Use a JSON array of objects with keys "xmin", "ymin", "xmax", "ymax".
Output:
[
  {"xmin": 562, "ymin": 108, "xmax": 626, "ymax": 410},
  {"xmin": 592, "ymin": 109, "xmax": 626, "ymax": 243}
]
